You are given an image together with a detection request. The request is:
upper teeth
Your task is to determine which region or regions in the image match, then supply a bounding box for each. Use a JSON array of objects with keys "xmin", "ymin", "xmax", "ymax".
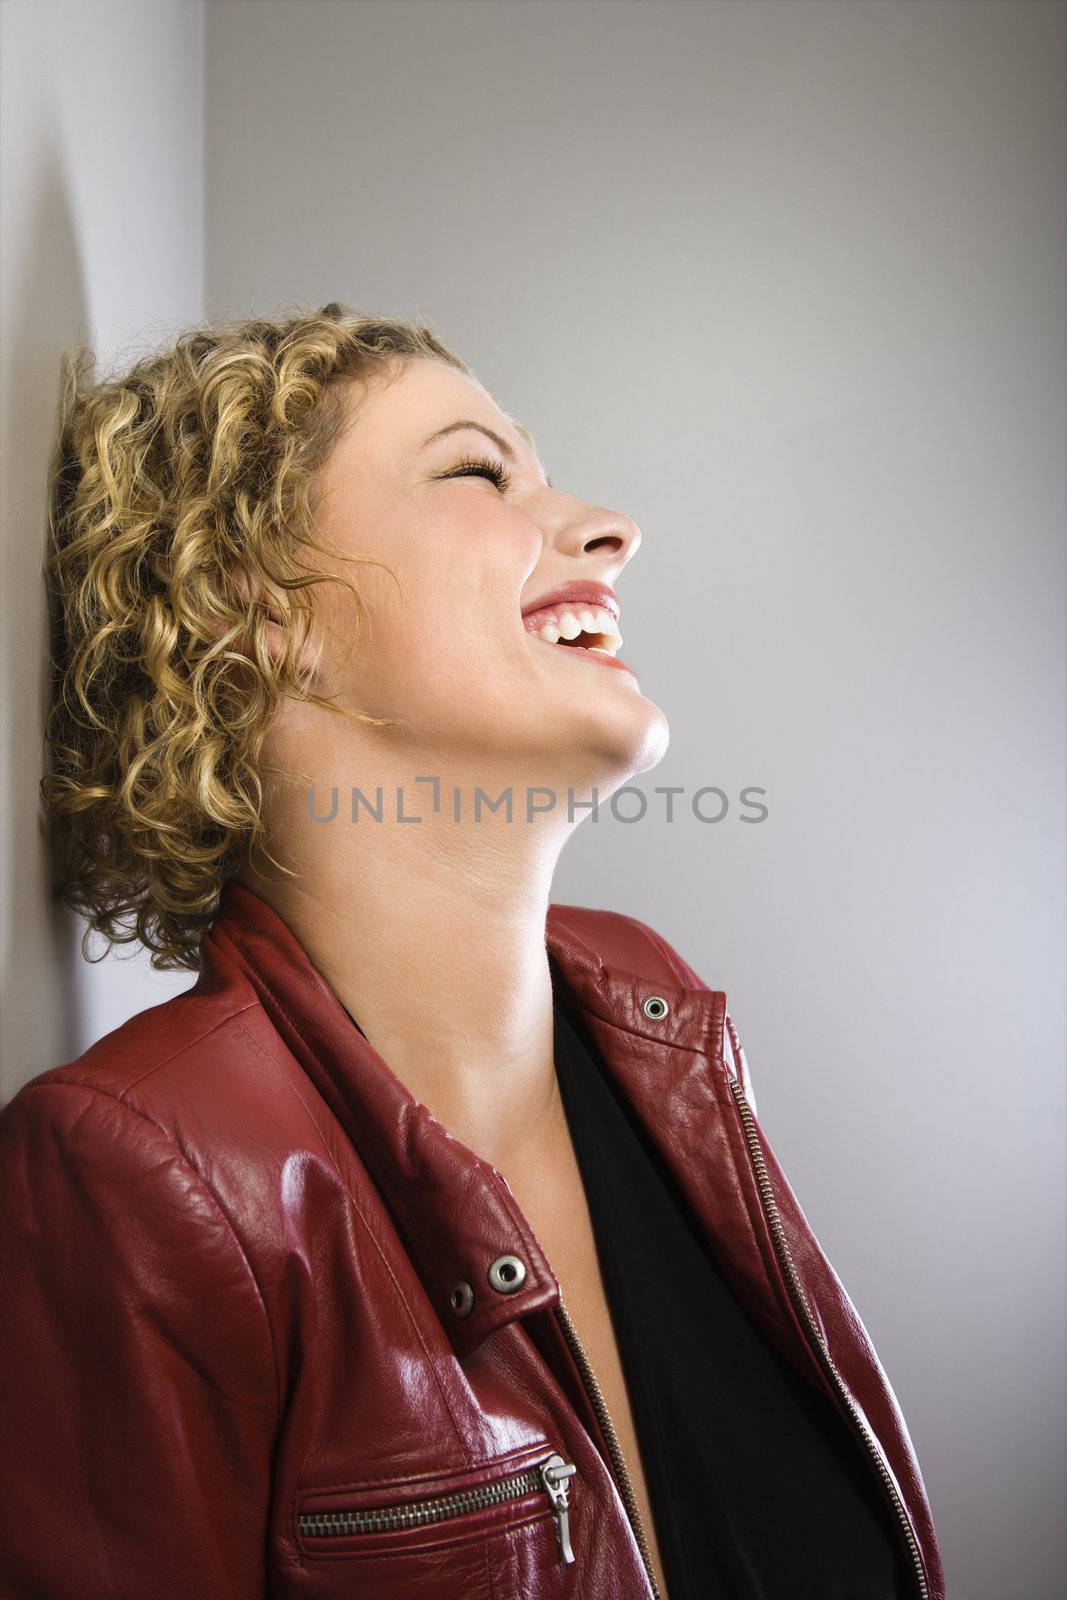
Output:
[{"xmin": 538, "ymin": 606, "xmax": 623, "ymax": 653}]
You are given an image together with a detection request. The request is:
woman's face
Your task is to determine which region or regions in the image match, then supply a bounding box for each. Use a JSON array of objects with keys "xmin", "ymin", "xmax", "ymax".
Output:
[{"xmin": 304, "ymin": 357, "xmax": 670, "ymax": 795}]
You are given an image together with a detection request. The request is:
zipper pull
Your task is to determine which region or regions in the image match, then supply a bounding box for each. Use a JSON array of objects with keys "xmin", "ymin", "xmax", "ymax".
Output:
[{"xmin": 539, "ymin": 1453, "xmax": 578, "ymax": 1565}]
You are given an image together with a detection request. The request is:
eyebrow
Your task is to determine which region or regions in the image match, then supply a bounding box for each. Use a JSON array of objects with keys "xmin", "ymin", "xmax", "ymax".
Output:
[{"xmin": 419, "ymin": 420, "xmax": 555, "ymax": 490}]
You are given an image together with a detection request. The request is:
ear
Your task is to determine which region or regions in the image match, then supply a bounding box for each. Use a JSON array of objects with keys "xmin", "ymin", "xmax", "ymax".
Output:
[{"xmin": 226, "ymin": 568, "xmax": 321, "ymax": 680}]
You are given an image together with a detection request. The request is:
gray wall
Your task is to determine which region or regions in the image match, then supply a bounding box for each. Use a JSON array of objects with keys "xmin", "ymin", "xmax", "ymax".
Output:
[
  {"xmin": 0, "ymin": 0, "xmax": 204, "ymax": 1084},
  {"xmin": 2, "ymin": 2, "xmax": 1063, "ymax": 1594}
]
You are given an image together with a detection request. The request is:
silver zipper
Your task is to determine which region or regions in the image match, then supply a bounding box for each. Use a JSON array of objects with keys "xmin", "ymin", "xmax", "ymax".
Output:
[
  {"xmin": 554, "ymin": 1298, "xmax": 663, "ymax": 1600},
  {"xmin": 727, "ymin": 1069, "xmax": 929, "ymax": 1600},
  {"xmin": 298, "ymin": 1450, "xmax": 578, "ymax": 1566}
]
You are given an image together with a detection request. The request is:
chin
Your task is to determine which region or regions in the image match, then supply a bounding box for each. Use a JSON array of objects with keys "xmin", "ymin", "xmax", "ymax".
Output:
[{"xmin": 576, "ymin": 694, "xmax": 671, "ymax": 785}]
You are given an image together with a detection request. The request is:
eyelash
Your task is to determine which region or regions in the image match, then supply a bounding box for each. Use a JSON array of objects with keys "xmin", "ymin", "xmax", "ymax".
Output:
[{"xmin": 443, "ymin": 454, "xmax": 512, "ymax": 492}]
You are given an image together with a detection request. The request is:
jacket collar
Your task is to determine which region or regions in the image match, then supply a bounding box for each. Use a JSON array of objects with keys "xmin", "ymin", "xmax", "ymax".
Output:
[{"xmin": 203, "ymin": 879, "xmax": 731, "ymax": 1360}]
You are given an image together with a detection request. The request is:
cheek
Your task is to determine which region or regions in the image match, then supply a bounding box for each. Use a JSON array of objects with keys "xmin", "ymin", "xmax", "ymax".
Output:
[
  {"xmin": 439, "ymin": 497, "xmax": 541, "ymax": 586},
  {"xmin": 411, "ymin": 515, "xmax": 535, "ymax": 661},
  {"xmin": 349, "ymin": 585, "xmax": 498, "ymax": 717},
  {"xmin": 327, "ymin": 504, "xmax": 538, "ymax": 701}
]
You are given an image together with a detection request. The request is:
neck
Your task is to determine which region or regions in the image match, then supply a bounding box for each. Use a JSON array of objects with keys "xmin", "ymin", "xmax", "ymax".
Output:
[{"xmin": 236, "ymin": 746, "xmax": 586, "ymax": 1169}]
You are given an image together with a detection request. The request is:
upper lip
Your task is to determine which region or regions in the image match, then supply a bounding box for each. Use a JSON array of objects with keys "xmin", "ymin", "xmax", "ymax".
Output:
[{"xmin": 520, "ymin": 580, "xmax": 620, "ymax": 623}]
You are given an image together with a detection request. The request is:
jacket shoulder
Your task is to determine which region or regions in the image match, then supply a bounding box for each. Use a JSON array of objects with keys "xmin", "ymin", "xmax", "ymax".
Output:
[
  {"xmin": 549, "ymin": 903, "xmax": 757, "ymax": 1110},
  {"xmin": 4, "ymin": 966, "xmax": 320, "ymax": 1179},
  {"xmin": 12, "ymin": 965, "xmax": 256, "ymax": 1097},
  {"xmin": 548, "ymin": 902, "xmax": 718, "ymax": 990}
]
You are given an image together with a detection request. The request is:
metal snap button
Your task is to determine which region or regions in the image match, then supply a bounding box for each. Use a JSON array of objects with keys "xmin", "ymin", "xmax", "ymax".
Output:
[
  {"xmin": 642, "ymin": 995, "xmax": 669, "ymax": 1020},
  {"xmin": 449, "ymin": 1281, "xmax": 474, "ymax": 1317},
  {"xmin": 487, "ymin": 1254, "xmax": 527, "ymax": 1294}
]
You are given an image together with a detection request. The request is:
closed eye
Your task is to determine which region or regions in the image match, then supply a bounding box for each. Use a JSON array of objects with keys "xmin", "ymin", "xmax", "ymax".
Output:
[{"xmin": 441, "ymin": 455, "xmax": 512, "ymax": 493}]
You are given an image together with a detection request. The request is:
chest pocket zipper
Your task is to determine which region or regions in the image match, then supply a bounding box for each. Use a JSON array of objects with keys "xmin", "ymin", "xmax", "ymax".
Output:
[{"xmin": 298, "ymin": 1451, "xmax": 578, "ymax": 1567}]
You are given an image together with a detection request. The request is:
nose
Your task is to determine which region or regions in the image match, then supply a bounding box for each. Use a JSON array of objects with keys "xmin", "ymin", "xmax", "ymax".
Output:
[{"xmin": 553, "ymin": 500, "xmax": 642, "ymax": 574}]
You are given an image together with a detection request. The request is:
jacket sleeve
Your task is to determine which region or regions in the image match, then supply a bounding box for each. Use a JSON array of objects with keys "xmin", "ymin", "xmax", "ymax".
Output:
[{"xmin": 0, "ymin": 1079, "xmax": 278, "ymax": 1600}]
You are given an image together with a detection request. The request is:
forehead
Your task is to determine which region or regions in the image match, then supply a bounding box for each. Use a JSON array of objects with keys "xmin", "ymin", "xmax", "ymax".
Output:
[{"xmin": 335, "ymin": 358, "xmax": 540, "ymax": 465}]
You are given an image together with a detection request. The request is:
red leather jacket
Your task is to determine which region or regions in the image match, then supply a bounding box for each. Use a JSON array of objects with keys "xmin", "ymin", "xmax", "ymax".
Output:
[{"xmin": 0, "ymin": 882, "xmax": 944, "ymax": 1600}]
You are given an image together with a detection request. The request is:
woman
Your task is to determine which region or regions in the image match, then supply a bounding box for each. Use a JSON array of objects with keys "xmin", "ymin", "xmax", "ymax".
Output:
[{"xmin": 0, "ymin": 305, "xmax": 943, "ymax": 1599}]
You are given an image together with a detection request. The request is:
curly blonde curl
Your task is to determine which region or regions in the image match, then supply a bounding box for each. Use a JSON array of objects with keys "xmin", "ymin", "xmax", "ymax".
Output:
[{"xmin": 41, "ymin": 302, "xmax": 471, "ymax": 972}]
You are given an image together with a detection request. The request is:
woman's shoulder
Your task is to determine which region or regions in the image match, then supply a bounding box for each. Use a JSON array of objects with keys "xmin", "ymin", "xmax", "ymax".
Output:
[
  {"xmin": 0, "ymin": 975, "xmax": 327, "ymax": 1203},
  {"xmin": 547, "ymin": 900, "xmax": 719, "ymax": 991},
  {"xmin": 548, "ymin": 901, "xmax": 756, "ymax": 1109}
]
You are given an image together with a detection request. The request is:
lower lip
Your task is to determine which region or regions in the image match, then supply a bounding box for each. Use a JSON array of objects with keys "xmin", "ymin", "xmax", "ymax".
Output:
[{"xmin": 535, "ymin": 637, "xmax": 636, "ymax": 676}]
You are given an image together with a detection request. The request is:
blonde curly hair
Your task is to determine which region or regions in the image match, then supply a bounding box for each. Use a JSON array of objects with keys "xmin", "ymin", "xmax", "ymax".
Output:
[{"xmin": 42, "ymin": 302, "xmax": 471, "ymax": 972}]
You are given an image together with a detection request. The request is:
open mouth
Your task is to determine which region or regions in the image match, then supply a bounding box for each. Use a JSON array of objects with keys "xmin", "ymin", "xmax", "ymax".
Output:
[{"xmin": 521, "ymin": 603, "xmax": 624, "ymax": 658}]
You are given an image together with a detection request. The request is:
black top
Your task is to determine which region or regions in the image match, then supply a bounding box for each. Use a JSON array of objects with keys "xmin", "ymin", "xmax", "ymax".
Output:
[
  {"xmin": 551, "ymin": 999, "xmax": 913, "ymax": 1600},
  {"xmin": 340, "ymin": 999, "xmax": 911, "ymax": 1598}
]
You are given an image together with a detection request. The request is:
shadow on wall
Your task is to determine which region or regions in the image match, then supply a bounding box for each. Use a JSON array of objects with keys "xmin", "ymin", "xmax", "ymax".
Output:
[{"xmin": 1, "ymin": 132, "xmax": 89, "ymax": 1092}]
